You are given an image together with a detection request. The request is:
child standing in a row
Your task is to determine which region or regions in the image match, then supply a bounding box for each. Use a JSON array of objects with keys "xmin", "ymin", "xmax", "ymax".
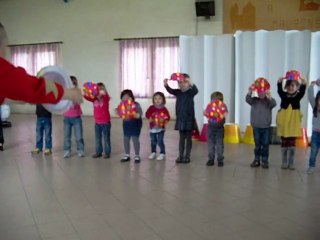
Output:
[
  {"xmin": 85, "ymin": 82, "xmax": 111, "ymax": 159},
  {"xmin": 246, "ymin": 83, "xmax": 276, "ymax": 169},
  {"xmin": 277, "ymin": 76, "xmax": 306, "ymax": 170},
  {"xmin": 63, "ymin": 76, "xmax": 85, "ymax": 158},
  {"xmin": 33, "ymin": 104, "xmax": 52, "ymax": 155},
  {"xmin": 119, "ymin": 89, "xmax": 143, "ymax": 163},
  {"xmin": 146, "ymin": 92, "xmax": 170, "ymax": 161},
  {"xmin": 205, "ymin": 91, "xmax": 228, "ymax": 167},
  {"xmin": 164, "ymin": 74, "xmax": 198, "ymax": 164},
  {"xmin": 307, "ymin": 80, "xmax": 320, "ymax": 174}
]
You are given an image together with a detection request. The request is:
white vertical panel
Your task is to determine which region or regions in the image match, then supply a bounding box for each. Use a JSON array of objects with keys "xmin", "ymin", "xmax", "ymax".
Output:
[
  {"xmin": 180, "ymin": 36, "xmax": 205, "ymax": 131},
  {"xmin": 180, "ymin": 35, "xmax": 234, "ymax": 132},
  {"xmin": 204, "ymin": 35, "xmax": 235, "ymax": 123},
  {"xmin": 235, "ymin": 30, "xmax": 312, "ymax": 132},
  {"xmin": 307, "ymin": 32, "xmax": 320, "ymax": 137},
  {"xmin": 235, "ymin": 31, "xmax": 255, "ymax": 129}
]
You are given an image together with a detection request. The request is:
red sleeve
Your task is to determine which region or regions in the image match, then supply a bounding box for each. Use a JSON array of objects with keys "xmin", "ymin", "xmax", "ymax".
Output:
[
  {"xmin": 164, "ymin": 107, "xmax": 171, "ymax": 121},
  {"xmin": 0, "ymin": 58, "xmax": 64, "ymax": 104},
  {"xmin": 145, "ymin": 106, "xmax": 154, "ymax": 119}
]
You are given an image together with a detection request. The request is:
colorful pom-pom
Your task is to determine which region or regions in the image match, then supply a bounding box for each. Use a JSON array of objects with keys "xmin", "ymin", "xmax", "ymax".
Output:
[
  {"xmin": 117, "ymin": 100, "xmax": 137, "ymax": 121},
  {"xmin": 83, "ymin": 82, "xmax": 99, "ymax": 101}
]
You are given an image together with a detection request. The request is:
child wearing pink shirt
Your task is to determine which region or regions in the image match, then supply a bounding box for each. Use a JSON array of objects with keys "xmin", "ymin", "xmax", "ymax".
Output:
[
  {"xmin": 63, "ymin": 76, "xmax": 84, "ymax": 158},
  {"xmin": 86, "ymin": 82, "xmax": 111, "ymax": 158}
]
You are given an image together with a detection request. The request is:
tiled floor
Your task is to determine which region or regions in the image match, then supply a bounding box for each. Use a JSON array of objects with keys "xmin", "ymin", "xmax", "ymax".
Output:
[{"xmin": 0, "ymin": 114, "xmax": 320, "ymax": 240}]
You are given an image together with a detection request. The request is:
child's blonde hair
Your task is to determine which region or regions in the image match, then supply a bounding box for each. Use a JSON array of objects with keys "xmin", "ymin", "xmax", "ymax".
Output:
[{"xmin": 211, "ymin": 91, "xmax": 223, "ymax": 101}]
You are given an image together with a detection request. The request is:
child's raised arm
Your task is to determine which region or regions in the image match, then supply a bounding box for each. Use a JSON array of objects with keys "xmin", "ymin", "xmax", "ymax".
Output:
[
  {"xmin": 308, "ymin": 81, "xmax": 317, "ymax": 108},
  {"xmin": 164, "ymin": 78, "xmax": 179, "ymax": 96}
]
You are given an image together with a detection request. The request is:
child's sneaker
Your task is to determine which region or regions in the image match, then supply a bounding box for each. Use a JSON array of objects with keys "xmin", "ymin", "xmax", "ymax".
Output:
[
  {"xmin": 148, "ymin": 152, "xmax": 156, "ymax": 160},
  {"xmin": 78, "ymin": 150, "xmax": 85, "ymax": 157},
  {"xmin": 206, "ymin": 160, "xmax": 214, "ymax": 166},
  {"xmin": 261, "ymin": 161, "xmax": 269, "ymax": 169},
  {"xmin": 0, "ymin": 143, "xmax": 3, "ymax": 151},
  {"xmin": 156, "ymin": 154, "xmax": 165, "ymax": 161},
  {"xmin": 121, "ymin": 155, "xmax": 130, "ymax": 162},
  {"xmin": 175, "ymin": 156, "xmax": 184, "ymax": 163},
  {"xmin": 250, "ymin": 160, "xmax": 260, "ymax": 168},
  {"xmin": 307, "ymin": 167, "xmax": 315, "ymax": 175},
  {"xmin": 218, "ymin": 162, "xmax": 224, "ymax": 167},
  {"xmin": 64, "ymin": 150, "xmax": 71, "ymax": 158},
  {"xmin": 32, "ymin": 148, "xmax": 41, "ymax": 154},
  {"xmin": 134, "ymin": 155, "xmax": 141, "ymax": 163},
  {"xmin": 288, "ymin": 164, "xmax": 295, "ymax": 170},
  {"xmin": 44, "ymin": 149, "xmax": 52, "ymax": 155},
  {"xmin": 92, "ymin": 153, "xmax": 102, "ymax": 158}
]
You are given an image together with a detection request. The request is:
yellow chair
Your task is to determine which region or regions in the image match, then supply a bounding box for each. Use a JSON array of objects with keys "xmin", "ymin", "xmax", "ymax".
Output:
[
  {"xmin": 224, "ymin": 123, "xmax": 241, "ymax": 143},
  {"xmin": 243, "ymin": 125, "xmax": 255, "ymax": 145}
]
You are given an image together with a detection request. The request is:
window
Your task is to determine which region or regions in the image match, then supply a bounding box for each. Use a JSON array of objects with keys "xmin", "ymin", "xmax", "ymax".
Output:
[
  {"xmin": 10, "ymin": 43, "xmax": 60, "ymax": 75},
  {"xmin": 120, "ymin": 38, "xmax": 179, "ymax": 97}
]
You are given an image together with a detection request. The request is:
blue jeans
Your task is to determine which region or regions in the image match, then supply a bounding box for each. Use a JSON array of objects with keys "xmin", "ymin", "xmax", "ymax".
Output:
[
  {"xmin": 150, "ymin": 131, "xmax": 165, "ymax": 154},
  {"xmin": 36, "ymin": 117, "xmax": 52, "ymax": 150},
  {"xmin": 253, "ymin": 127, "xmax": 270, "ymax": 162},
  {"xmin": 64, "ymin": 117, "xmax": 84, "ymax": 152},
  {"xmin": 95, "ymin": 123, "xmax": 111, "ymax": 154},
  {"xmin": 308, "ymin": 131, "xmax": 320, "ymax": 167}
]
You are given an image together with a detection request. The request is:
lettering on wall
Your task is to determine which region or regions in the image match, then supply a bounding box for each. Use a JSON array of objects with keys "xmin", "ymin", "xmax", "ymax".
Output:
[{"xmin": 224, "ymin": 0, "xmax": 320, "ymax": 33}]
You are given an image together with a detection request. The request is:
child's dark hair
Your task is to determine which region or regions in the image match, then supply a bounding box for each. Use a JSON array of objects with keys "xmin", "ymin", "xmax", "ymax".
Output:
[
  {"xmin": 183, "ymin": 73, "xmax": 190, "ymax": 79},
  {"xmin": 211, "ymin": 91, "xmax": 223, "ymax": 101},
  {"xmin": 313, "ymin": 91, "xmax": 320, "ymax": 117},
  {"xmin": 97, "ymin": 82, "xmax": 105, "ymax": 89},
  {"xmin": 285, "ymin": 80, "xmax": 300, "ymax": 89},
  {"xmin": 120, "ymin": 89, "xmax": 135, "ymax": 101},
  {"xmin": 70, "ymin": 76, "xmax": 78, "ymax": 87},
  {"xmin": 153, "ymin": 91, "xmax": 166, "ymax": 105}
]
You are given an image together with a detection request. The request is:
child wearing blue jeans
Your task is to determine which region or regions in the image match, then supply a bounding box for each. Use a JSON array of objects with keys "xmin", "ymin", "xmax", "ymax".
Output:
[
  {"xmin": 63, "ymin": 76, "xmax": 84, "ymax": 158},
  {"xmin": 146, "ymin": 92, "xmax": 170, "ymax": 161},
  {"xmin": 307, "ymin": 80, "xmax": 320, "ymax": 174},
  {"xmin": 246, "ymin": 85, "xmax": 276, "ymax": 169},
  {"xmin": 33, "ymin": 104, "xmax": 52, "ymax": 155}
]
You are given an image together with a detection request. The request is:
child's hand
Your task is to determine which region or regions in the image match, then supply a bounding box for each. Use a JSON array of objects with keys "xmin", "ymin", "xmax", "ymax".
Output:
[
  {"xmin": 248, "ymin": 87, "xmax": 253, "ymax": 94},
  {"xmin": 278, "ymin": 77, "xmax": 286, "ymax": 83},
  {"xmin": 163, "ymin": 78, "xmax": 168, "ymax": 86},
  {"xmin": 266, "ymin": 90, "xmax": 271, "ymax": 99},
  {"xmin": 63, "ymin": 87, "xmax": 83, "ymax": 104},
  {"xmin": 299, "ymin": 77, "xmax": 306, "ymax": 85}
]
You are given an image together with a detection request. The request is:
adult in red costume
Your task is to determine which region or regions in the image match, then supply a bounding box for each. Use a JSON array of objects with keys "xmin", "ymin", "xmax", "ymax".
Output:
[{"xmin": 0, "ymin": 22, "xmax": 82, "ymax": 150}]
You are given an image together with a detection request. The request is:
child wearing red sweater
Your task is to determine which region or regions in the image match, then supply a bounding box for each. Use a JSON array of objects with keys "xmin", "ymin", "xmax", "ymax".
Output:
[{"xmin": 145, "ymin": 92, "xmax": 170, "ymax": 161}]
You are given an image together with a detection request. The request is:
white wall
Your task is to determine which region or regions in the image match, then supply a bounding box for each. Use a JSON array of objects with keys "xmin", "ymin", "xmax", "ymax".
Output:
[{"xmin": 0, "ymin": 0, "xmax": 223, "ymax": 117}]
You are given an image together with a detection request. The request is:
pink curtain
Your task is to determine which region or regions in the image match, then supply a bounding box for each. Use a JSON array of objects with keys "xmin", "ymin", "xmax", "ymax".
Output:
[
  {"xmin": 10, "ymin": 43, "xmax": 60, "ymax": 75},
  {"xmin": 120, "ymin": 38, "xmax": 179, "ymax": 97}
]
